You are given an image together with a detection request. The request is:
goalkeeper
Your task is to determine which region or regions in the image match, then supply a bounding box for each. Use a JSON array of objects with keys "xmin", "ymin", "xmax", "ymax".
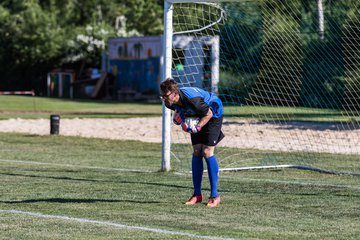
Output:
[{"xmin": 160, "ymin": 78, "xmax": 224, "ymax": 208}]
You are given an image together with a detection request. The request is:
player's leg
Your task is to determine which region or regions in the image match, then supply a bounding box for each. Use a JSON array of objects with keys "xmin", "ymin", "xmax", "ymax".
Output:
[
  {"xmin": 203, "ymin": 145, "xmax": 221, "ymax": 207},
  {"xmin": 185, "ymin": 144, "xmax": 204, "ymax": 205},
  {"xmin": 201, "ymin": 117, "xmax": 224, "ymax": 207},
  {"xmin": 203, "ymin": 145, "xmax": 219, "ymax": 198},
  {"xmin": 192, "ymin": 144, "xmax": 204, "ymax": 196}
]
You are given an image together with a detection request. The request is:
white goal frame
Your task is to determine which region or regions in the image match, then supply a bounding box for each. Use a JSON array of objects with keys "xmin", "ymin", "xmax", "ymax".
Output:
[
  {"xmin": 161, "ymin": 0, "xmax": 354, "ymax": 176},
  {"xmin": 161, "ymin": 0, "xmax": 231, "ymax": 171}
]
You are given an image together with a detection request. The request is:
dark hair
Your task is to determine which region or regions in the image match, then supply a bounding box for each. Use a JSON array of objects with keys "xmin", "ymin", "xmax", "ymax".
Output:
[{"xmin": 160, "ymin": 78, "xmax": 179, "ymax": 95}]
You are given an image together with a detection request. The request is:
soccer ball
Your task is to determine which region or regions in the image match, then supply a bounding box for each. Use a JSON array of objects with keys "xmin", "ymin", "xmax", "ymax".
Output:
[{"xmin": 184, "ymin": 117, "xmax": 200, "ymax": 129}]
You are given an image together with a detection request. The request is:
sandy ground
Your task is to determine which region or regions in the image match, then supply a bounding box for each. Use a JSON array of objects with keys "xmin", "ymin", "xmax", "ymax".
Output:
[{"xmin": 0, "ymin": 117, "xmax": 359, "ymax": 154}]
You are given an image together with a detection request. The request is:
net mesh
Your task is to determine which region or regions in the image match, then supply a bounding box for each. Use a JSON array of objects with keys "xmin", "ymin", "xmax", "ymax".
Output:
[{"xmin": 168, "ymin": 0, "xmax": 360, "ymax": 174}]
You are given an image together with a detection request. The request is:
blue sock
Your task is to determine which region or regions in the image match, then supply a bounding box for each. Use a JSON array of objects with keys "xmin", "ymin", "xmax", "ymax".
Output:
[
  {"xmin": 205, "ymin": 155, "xmax": 219, "ymax": 198},
  {"xmin": 192, "ymin": 154, "xmax": 203, "ymax": 196}
]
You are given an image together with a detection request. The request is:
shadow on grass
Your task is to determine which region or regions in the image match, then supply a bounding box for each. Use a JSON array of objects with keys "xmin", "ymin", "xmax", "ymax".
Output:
[
  {"xmin": 0, "ymin": 172, "xmax": 98, "ymax": 182},
  {"xmin": 0, "ymin": 198, "xmax": 160, "ymax": 204},
  {"xmin": 118, "ymin": 180, "xmax": 193, "ymax": 190},
  {"xmin": 0, "ymin": 172, "xmax": 198, "ymax": 191},
  {"xmin": 1, "ymin": 171, "xmax": 235, "ymax": 194}
]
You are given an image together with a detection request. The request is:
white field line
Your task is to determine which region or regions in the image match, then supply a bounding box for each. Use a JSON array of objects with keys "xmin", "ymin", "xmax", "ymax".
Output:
[
  {"xmin": 0, "ymin": 159, "xmax": 153, "ymax": 173},
  {"xmin": 0, "ymin": 210, "xmax": 237, "ymax": 240}
]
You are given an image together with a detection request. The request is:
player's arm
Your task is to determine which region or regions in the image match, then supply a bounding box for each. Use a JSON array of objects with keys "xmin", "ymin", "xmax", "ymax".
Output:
[
  {"xmin": 197, "ymin": 108, "xmax": 213, "ymax": 128},
  {"xmin": 163, "ymin": 100, "xmax": 184, "ymax": 125},
  {"xmin": 172, "ymin": 110, "xmax": 184, "ymax": 125},
  {"xmin": 188, "ymin": 96, "xmax": 212, "ymax": 129},
  {"xmin": 164, "ymin": 101, "xmax": 175, "ymax": 111},
  {"xmin": 182, "ymin": 107, "xmax": 211, "ymax": 134}
]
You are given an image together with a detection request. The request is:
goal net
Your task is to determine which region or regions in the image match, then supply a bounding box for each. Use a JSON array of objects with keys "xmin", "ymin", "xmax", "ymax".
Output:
[{"xmin": 163, "ymin": 0, "xmax": 360, "ymax": 175}]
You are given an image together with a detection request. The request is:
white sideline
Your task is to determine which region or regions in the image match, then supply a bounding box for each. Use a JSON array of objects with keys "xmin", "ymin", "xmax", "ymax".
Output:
[
  {"xmin": 0, "ymin": 159, "xmax": 153, "ymax": 173},
  {"xmin": 0, "ymin": 210, "xmax": 236, "ymax": 240}
]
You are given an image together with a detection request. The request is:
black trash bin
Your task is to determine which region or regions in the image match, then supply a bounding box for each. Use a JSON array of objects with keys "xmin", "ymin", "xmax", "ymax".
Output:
[{"xmin": 50, "ymin": 114, "xmax": 60, "ymax": 135}]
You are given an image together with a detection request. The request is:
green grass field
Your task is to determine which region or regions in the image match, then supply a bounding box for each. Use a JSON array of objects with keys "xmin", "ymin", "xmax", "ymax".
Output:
[
  {"xmin": 0, "ymin": 133, "xmax": 359, "ymax": 239},
  {"xmin": 0, "ymin": 95, "xmax": 162, "ymax": 119},
  {"xmin": 0, "ymin": 95, "xmax": 359, "ymax": 239}
]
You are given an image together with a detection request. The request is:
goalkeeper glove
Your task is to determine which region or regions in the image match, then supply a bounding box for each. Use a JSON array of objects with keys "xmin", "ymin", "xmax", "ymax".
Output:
[
  {"xmin": 172, "ymin": 110, "xmax": 183, "ymax": 125},
  {"xmin": 181, "ymin": 122, "xmax": 202, "ymax": 134}
]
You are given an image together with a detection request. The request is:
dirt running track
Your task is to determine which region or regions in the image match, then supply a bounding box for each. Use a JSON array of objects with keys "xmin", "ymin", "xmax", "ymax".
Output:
[{"xmin": 0, "ymin": 117, "xmax": 359, "ymax": 154}]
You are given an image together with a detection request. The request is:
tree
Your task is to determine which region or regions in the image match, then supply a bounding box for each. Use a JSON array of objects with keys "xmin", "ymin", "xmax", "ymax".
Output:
[
  {"xmin": 0, "ymin": 1, "xmax": 65, "ymax": 91},
  {"xmin": 0, "ymin": 0, "xmax": 164, "ymax": 93}
]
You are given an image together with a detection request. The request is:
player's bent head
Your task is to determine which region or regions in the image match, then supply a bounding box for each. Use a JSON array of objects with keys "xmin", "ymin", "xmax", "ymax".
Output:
[{"xmin": 160, "ymin": 78, "xmax": 179, "ymax": 96}]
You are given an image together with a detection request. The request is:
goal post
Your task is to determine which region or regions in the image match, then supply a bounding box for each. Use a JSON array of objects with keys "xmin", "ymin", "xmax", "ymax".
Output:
[
  {"xmin": 162, "ymin": 0, "xmax": 360, "ymax": 174},
  {"xmin": 161, "ymin": 0, "xmax": 173, "ymax": 171},
  {"xmin": 162, "ymin": 0, "xmax": 227, "ymax": 171}
]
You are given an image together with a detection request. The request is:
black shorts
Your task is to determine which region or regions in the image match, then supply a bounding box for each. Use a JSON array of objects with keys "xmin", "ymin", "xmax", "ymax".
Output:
[{"xmin": 190, "ymin": 116, "xmax": 224, "ymax": 146}]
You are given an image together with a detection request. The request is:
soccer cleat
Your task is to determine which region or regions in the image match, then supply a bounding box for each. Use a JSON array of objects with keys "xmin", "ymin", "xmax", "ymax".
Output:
[
  {"xmin": 185, "ymin": 194, "xmax": 203, "ymax": 205},
  {"xmin": 206, "ymin": 196, "xmax": 220, "ymax": 208}
]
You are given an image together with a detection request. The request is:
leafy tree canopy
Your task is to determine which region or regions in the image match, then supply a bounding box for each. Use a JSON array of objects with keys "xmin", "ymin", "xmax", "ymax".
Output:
[{"xmin": 0, "ymin": 0, "xmax": 164, "ymax": 92}]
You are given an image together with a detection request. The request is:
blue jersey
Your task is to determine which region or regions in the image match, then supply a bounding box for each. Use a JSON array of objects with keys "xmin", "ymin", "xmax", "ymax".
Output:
[{"xmin": 166, "ymin": 87, "xmax": 224, "ymax": 119}]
